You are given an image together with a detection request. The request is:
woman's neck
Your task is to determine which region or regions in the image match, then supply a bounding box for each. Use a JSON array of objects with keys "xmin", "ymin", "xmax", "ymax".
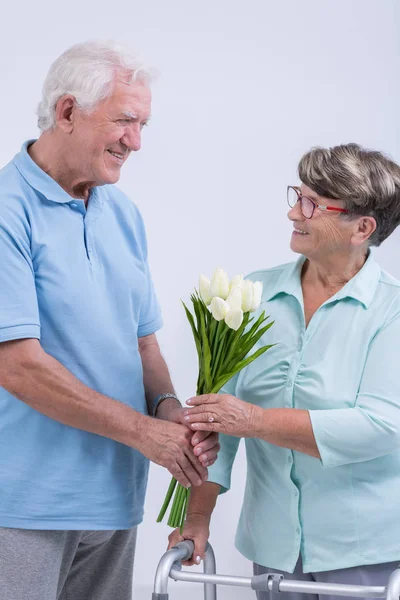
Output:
[{"xmin": 301, "ymin": 249, "xmax": 369, "ymax": 292}]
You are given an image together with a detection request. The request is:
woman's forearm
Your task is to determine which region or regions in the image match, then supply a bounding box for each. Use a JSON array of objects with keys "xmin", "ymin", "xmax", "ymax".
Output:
[
  {"xmin": 253, "ymin": 406, "xmax": 320, "ymax": 458},
  {"xmin": 187, "ymin": 481, "xmax": 221, "ymax": 519}
]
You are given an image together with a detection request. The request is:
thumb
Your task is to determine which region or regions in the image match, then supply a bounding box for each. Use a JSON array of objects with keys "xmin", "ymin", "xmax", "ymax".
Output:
[{"xmin": 193, "ymin": 535, "xmax": 207, "ymax": 565}]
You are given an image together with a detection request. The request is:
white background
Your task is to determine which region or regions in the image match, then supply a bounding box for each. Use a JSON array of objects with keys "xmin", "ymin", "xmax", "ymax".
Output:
[{"xmin": 1, "ymin": 1, "xmax": 399, "ymax": 598}]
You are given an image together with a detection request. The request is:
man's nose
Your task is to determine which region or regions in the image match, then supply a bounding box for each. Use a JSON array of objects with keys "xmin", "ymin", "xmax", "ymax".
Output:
[{"xmin": 121, "ymin": 126, "xmax": 141, "ymax": 152}]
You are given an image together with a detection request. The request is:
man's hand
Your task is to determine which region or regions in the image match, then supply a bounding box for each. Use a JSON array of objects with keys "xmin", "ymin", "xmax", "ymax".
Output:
[
  {"xmin": 138, "ymin": 417, "xmax": 209, "ymax": 488},
  {"xmin": 157, "ymin": 400, "xmax": 220, "ymax": 468}
]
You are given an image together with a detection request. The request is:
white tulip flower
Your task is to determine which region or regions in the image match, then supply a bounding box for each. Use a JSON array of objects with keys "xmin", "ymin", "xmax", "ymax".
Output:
[
  {"xmin": 209, "ymin": 268, "xmax": 230, "ymax": 300},
  {"xmin": 250, "ymin": 281, "xmax": 263, "ymax": 312},
  {"xmin": 229, "ymin": 274, "xmax": 244, "ymax": 292},
  {"xmin": 225, "ymin": 308, "xmax": 244, "ymax": 331},
  {"xmin": 210, "ymin": 297, "xmax": 230, "ymax": 321},
  {"xmin": 199, "ymin": 274, "xmax": 212, "ymax": 305},
  {"xmin": 226, "ymin": 287, "xmax": 243, "ymax": 312},
  {"xmin": 241, "ymin": 280, "xmax": 254, "ymax": 312}
]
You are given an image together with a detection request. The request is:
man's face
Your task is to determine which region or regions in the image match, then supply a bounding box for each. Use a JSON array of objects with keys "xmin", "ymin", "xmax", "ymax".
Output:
[{"xmin": 70, "ymin": 78, "xmax": 151, "ymax": 186}]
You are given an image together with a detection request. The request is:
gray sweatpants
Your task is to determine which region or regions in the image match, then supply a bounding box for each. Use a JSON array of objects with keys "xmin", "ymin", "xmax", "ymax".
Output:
[
  {"xmin": 254, "ymin": 555, "xmax": 399, "ymax": 600},
  {"xmin": 0, "ymin": 526, "xmax": 137, "ymax": 600}
]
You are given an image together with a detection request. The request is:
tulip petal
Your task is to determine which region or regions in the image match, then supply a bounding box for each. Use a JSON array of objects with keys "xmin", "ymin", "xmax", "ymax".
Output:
[
  {"xmin": 210, "ymin": 297, "xmax": 230, "ymax": 321},
  {"xmin": 229, "ymin": 274, "xmax": 244, "ymax": 292},
  {"xmin": 225, "ymin": 308, "xmax": 244, "ymax": 331},
  {"xmin": 210, "ymin": 268, "xmax": 230, "ymax": 300},
  {"xmin": 199, "ymin": 274, "xmax": 212, "ymax": 305},
  {"xmin": 226, "ymin": 287, "xmax": 243, "ymax": 312},
  {"xmin": 241, "ymin": 280, "xmax": 254, "ymax": 312},
  {"xmin": 250, "ymin": 281, "xmax": 263, "ymax": 311}
]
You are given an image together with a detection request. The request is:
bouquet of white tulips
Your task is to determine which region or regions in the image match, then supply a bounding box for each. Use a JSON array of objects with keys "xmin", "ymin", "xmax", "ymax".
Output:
[{"xmin": 156, "ymin": 268, "xmax": 274, "ymax": 531}]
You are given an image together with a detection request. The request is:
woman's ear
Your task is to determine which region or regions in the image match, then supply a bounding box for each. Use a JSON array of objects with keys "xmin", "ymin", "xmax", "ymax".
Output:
[{"xmin": 351, "ymin": 216, "xmax": 377, "ymax": 246}]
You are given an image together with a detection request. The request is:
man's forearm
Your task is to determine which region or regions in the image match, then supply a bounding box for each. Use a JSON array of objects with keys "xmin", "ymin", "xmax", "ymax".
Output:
[
  {"xmin": 139, "ymin": 334, "xmax": 181, "ymax": 418},
  {"xmin": 0, "ymin": 339, "xmax": 147, "ymax": 450},
  {"xmin": 187, "ymin": 481, "xmax": 221, "ymax": 520}
]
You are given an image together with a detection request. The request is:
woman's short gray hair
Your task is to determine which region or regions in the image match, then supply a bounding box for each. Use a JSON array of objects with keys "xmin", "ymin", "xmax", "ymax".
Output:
[
  {"xmin": 298, "ymin": 143, "xmax": 400, "ymax": 246},
  {"xmin": 37, "ymin": 40, "xmax": 153, "ymax": 132}
]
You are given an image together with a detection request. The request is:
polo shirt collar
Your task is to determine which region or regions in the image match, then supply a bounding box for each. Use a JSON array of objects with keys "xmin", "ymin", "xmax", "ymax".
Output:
[
  {"xmin": 265, "ymin": 252, "xmax": 381, "ymax": 309},
  {"xmin": 13, "ymin": 139, "xmax": 100, "ymax": 206}
]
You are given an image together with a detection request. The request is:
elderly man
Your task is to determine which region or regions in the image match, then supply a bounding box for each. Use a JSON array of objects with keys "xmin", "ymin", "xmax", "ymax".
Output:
[{"xmin": 0, "ymin": 41, "xmax": 218, "ymax": 600}]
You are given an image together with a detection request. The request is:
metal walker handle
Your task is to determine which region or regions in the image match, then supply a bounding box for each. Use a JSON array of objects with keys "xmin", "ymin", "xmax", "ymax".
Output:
[{"xmin": 152, "ymin": 541, "xmax": 400, "ymax": 600}]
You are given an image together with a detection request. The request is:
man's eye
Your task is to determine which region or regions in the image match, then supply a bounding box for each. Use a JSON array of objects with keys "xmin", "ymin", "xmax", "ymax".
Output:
[{"xmin": 141, "ymin": 122, "xmax": 149, "ymax": 129}]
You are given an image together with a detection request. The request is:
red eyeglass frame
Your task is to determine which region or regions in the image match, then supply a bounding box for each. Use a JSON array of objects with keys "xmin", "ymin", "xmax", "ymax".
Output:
[{"xmin": 287, "ymin": 186, "xmax": 350, "ymax": 219}]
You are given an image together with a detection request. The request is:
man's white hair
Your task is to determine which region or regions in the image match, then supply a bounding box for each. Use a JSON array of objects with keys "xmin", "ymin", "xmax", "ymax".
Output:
[{"xmin": 37, "ymin": 40, "xmax": 153, "ymax": 132}]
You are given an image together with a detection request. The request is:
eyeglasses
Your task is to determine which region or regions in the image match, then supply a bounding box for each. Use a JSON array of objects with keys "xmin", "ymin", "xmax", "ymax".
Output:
[{"xmin": 287, "ymin": 186, "xmax": 350, "ymax": 219}]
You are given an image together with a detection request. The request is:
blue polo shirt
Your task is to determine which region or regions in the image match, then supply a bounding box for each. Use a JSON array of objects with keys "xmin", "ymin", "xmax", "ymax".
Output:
[
  {"xmin": 0, "ymin": 140, "xmax": 163, "ymax": 529},
  {"xmin": 209, "ymin": 254, "xmax": 400, "ymax": 572}
]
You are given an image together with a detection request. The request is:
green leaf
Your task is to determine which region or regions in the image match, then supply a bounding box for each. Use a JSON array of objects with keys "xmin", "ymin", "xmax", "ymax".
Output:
[
  {"xmin": 225, "ymin": 321, "xmax": 275, "ymax": 372},
  {"xmin": 198, "ymin": 303, "xmax": 213, "ymax": 391},
  {"xmin": 182, "ymin": 301, "xmax": 201, "ymax": 360},
  {"xmin": 210, "ymin": 344, "xmax": 274, "ymax": 393}
]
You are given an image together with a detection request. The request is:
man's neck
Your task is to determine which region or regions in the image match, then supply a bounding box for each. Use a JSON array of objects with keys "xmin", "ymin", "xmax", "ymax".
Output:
[{"xmin": 28, "ymin": 135, "xmax": 93, "ymax": 203}]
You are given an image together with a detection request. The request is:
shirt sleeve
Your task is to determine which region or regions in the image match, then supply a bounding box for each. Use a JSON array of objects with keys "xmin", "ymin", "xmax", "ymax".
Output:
[
  {"xmin": 0, "ymin": 216, "xmax": 40, "ymax": 343},
  {"xmin": 129, "ymin": 204, "xmax": 163, "ymax": 338},
  {"xmin": 137, "ymin": 259, "xmax": 163, "ymax": 338},
  {"xmin": 207, "ymin": 373, "xmax": 241, "ymax": 492},
  {"xmin": 310, "ymin": 312, "xmax": 400, "ymax": 468}
]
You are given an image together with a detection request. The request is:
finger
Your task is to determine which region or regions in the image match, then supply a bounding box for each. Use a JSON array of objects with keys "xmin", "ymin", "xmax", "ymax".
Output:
[
  {"xmin": 186, "ymin": 394, "xmax": 216, "ymax": 406},
  {"xmin": 190, "ymin": 422, "xmax": 220, "ymax": 432},
  {"xmin": 173, "ymin": 408, "xmax": 191, "ymax": 425},
  {"xmin": 184, "ymin": 410, "xmax": 217, "ymax": 425},
  {"xmin": 193, "ymin": 536, "xmax": 207, "ymax": 566},
  {"xmin": 198, "ymin": 442, "xmax": 220, "ymax": 465},
  {"xmin": 178, "ymin": 456, "xmax": 206, "ymax": 486},
  {"xmin": 185, "ymin": 448, "xmax": 209, "ymax": 482},
  {"xmin": 168, "ymin": 529, "xmax": 184, "ymax": 550},
  {"xmin": 169, "ymin": 463, "xmax": 191, "ymax": 488},
  {"xmin": 190, "ymin": 430, "xmax": 210, "ymax": 447},
  {"xmin": 193, "ymin": 434, "xmax": 219, "ymax": 457}
]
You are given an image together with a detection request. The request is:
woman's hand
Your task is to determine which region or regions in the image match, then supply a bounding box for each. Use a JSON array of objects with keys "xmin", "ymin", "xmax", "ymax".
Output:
[
  {"xmin": 168, "ymin": 513, "xmax": 211, "ymax": 566},
  {"xmin": 183, "ymin": 394, "xmax": 259, "ymax": 438}
]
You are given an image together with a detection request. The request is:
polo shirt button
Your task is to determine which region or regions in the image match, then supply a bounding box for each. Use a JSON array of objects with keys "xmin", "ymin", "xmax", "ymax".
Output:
[
  {"xmin": 297, "ymin": 339, "xmax": 303, "ymax": 351},
  {"xmin": 288, "ymin": 456, "xmax": 292, "ymax": 464},
  {"xmin": 286, "ymin": 378, "xmax": 293, "ymax": 387},
  {"xmin": 296, "ymin": 527, "xmax": 301, "ymax": 534},
  {"xmin": 70, "ymin": 203, "xmax": 78, "ymax": 208}
]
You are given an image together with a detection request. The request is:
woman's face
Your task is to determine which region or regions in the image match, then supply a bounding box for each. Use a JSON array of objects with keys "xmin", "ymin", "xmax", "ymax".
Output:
[{"xmin": 288, "ymin": 184, "xmax": 357, "ymax": 259}]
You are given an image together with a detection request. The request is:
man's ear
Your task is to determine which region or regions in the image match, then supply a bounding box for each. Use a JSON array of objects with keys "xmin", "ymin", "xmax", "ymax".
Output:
[
  {"xmin": 54, "ymin": 95, "xmax": 76, "ymax": 133},
  {"xmin": 351, "ymin": 216, "xmax": 377, "ymax": 246}
]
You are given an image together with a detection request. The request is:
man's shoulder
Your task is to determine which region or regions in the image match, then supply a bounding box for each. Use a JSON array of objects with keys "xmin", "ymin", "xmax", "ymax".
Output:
[{"xmin": 0, "ymin": 158, "xmax": 33, "ymax": 230}]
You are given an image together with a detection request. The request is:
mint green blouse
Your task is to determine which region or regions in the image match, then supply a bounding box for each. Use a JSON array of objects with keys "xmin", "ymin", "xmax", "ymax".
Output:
[{"xmin": 208, "ymin": 253, "xmax": 400, "ymax": 573}]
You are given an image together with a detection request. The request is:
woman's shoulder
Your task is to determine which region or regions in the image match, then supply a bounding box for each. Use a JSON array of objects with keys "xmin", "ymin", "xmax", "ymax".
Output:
[
  {"xmin": 245, "ymin": 261, "xmax": 296, "ymax": 284},
  {"xmin": 378, "ymin": 268, "xmax": 400, "ymax": 290}
]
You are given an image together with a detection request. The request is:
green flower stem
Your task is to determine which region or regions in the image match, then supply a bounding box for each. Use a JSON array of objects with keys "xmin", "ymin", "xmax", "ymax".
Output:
[
  {"xmin": 168, "ymin": 483, "xmax": 185, "ymax": 528},
  {"xmin": 156, "ymin": 477, "xmax": 177, "ymax": 523}
]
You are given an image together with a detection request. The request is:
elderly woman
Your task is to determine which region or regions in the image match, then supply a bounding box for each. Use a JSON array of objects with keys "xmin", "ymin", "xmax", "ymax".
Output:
[{"xmin": 169, "ymin": 143, "xmax": 400, "ymax": 600}]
